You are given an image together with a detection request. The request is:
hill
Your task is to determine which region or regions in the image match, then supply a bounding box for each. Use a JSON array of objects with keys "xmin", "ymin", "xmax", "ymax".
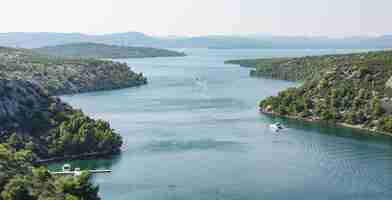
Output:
[
  {"xmin": 34, "ymin": 42, "xmax": 186, "ymax": 59},
  {"xmin": 0, "ymin": 46, "xmax": 147, "ymax": 95},
  {"xmin": 231, "ymin": 50, "xmax": 392, "ymax": 136},
  {"xmin": 226, "ymin": 52, "xmax": 379, "ymax": 81},
  {"xmin": 0, "ymin": 79, "xmax": 123, "ymax": 160},
  {"xmin": 0, "ymin": 78, "xmax": 121, "ymax": 199},
  {"xmin": 2, "ymin": 32, "xmax": 392, "ymax": 49},
  {"xmin": 0, "ymin": 48, "xmax": 132, "ymax": 199}
]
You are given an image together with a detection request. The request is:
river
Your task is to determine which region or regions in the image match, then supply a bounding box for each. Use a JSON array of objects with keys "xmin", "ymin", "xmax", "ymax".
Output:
[{"xmin": 52, "ymin": 48, "xmax": 392, "ymax": 200}]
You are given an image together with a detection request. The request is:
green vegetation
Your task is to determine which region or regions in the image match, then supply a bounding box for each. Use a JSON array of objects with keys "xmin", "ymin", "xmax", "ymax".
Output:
[
  {"xmin": 0, "ymin": 46, "xmax": 147, "ymax": 95},
  {"xmin": 34, "ymin": 42, "xmax": 186, "ymax": 59},
  {"xmin": 0, "ymin": 78, "xmax": 121, "ymax": 199},
  {"xmin": 230, "ymin": 50, "xmax": 392, "ymax": 136},
  {"xmin": 0, "ymin": 79, "xmax": 123, "ymax": 160},
  {"xmin": 226, "ymin": 53, "xmax": 380, "ymax": 81},
  {"xmin": 0, "ymin": 144, "xmax": 101, "ymax": 200},
  {"xmin": 0, "ymin": 45, "xmax": 140, "ymax": 199}
]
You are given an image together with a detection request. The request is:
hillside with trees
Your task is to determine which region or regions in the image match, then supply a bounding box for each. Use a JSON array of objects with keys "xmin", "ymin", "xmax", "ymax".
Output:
[
  {"xmin": 225, "ymin": 52, "xmax": 382, "ymax": 82},
  {"xmin": 0, "ymin": 79, "xmax": 123, "ymax": 160},
  {"xmin": 34, "ymin": 42, "xmax": 186, "ymax": 59},
  {"xmin": 231, "ymin": 50, "xmax": 392, "ymax": 136},
  {"xmin": 0, "ymin": 46, "xmax": 147, "ymax": 95},
  {"xmin": 0, "ymin": 144, "xmax": 101, "ymax": 200},
  {"xmin": 0, "ymin": 78, "xmax": 123, "ymax": 199}
]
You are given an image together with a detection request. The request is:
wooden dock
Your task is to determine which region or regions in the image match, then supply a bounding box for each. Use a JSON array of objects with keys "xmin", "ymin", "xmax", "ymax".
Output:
[{"xmin": 51, "ymin": 169, "xmax": 112, "ymax": 176}]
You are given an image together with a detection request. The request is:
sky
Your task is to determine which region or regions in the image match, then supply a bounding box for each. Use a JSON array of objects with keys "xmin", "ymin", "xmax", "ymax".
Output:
[{"xmin": 1, "ymin": 0, "xmax": 391, "ymax": 37}]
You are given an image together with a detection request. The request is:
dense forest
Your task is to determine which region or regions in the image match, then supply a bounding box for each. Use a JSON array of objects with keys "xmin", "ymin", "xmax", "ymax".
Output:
[
  {"xmin": 0, "ymin": 78, "xmax": 123, "ymax": 199},
  {"xmin": 0, "ymin": 46, "xmax": 147, "ymax": 95},
  {"xmin": 0, "ymin": 144, "xmax": 101, "ymax": 200},
  {"xmin": 34, "ymin": 42, "xmax": 186, "ymax": 59},
  {"xmin": 0, "ymin": 79, "xmax": 123, "ymax": 160},
  {"xmin": 230, "ymin": 50, "xmax": 392, "ymax": 136}
]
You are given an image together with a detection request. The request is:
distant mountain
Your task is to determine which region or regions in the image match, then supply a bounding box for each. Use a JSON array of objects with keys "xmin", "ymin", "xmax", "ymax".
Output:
[
  {"xmin": 1, "ymin": 32, "xmax": 392, "ymax": 49},
  {"xmin": 33, "ymin": 42, "xmax": 186, "ymax": 59}
]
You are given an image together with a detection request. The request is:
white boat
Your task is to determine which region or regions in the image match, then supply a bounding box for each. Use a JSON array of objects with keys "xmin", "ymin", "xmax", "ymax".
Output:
[
  {"xmin": 269, "ymin": 123, "xmax": 284, "ymax": 131},
  {"xmin": 62, "ymin": 164, "xmax": 71, "ymax": 172}
]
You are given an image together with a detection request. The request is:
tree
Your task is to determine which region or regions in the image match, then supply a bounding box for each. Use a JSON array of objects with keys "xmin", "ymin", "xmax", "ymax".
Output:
[{"xmin": 1, "ymin": 176, "xmax": 33, "ymax": 200}]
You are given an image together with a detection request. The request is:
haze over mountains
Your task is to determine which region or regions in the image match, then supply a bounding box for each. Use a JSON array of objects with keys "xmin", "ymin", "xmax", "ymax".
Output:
[{"xmin": 1, "ymin": 32, "xmax": 392, "ymax": 49}]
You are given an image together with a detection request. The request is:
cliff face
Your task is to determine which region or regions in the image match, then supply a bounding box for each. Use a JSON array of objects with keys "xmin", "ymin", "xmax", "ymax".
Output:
[
  {"xmin": 253, "ymin": 50, "xmax": 392, "ymax": 135},
  {"xmin": 0, "ymin": 79, "xmax": 122, "ymax": 159},
  {"xmin": 0, "ymin": 47, "xmax": 147, "ymax": 96}
]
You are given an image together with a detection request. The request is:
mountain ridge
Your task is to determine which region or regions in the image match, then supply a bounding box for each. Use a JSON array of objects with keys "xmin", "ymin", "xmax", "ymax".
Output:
[{"xmin": 2, "ymin": 32, "xmax": 392, "ymax": 49}]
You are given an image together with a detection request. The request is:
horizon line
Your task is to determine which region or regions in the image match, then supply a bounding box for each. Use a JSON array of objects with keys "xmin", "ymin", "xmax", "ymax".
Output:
[{"xmin": 0, "ymin": 31, "xmax": 390, "ymax": 39}]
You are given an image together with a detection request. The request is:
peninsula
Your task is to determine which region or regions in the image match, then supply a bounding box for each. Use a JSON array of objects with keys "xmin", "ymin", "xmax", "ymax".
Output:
[
  {"xmin": 0, "ymin": 46, "xmax": 147, "ymax": 95},
  {"xmin": 33, "ymin": 42, "xmax": 186, "ymax": 59},
  {"xmin": 228, "ymin": 50, "xmax": 392, "ymax": 136}
]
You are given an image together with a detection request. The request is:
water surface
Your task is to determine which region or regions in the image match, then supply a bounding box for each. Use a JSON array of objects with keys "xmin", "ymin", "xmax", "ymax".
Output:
[{"xmin": 54, "ymin": 49, "xmax": 392, "ymax": 200}]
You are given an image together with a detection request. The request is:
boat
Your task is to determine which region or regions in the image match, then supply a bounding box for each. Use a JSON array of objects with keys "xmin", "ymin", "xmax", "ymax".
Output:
[
  {"xmin": 62, "ymin": 163, "xmax": 71, "ymax": 172},
  {"xmin": 269, "ymin": 123, "xmax": 284, "ymax": 131}
]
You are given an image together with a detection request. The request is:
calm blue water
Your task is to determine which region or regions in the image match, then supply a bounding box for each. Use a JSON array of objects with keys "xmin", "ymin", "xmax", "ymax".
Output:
[{"xmin": 54, "ymin": 49, "xmax": 392, "ymax": 200}]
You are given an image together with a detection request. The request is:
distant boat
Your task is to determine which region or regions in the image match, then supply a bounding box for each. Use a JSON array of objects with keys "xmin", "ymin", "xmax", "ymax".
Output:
[{"xmin": 269, "ymin": 123, "xmax": 284, "ymax": 131}]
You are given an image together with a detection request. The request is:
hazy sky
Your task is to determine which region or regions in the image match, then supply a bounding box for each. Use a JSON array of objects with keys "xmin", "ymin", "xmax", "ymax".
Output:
[{"xmin": 1, "ymin": 0, "xmax": 391, "ymax": 37}]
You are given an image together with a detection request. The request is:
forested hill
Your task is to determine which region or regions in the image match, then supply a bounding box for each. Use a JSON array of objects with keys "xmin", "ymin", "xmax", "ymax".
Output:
[
  {"xmin": 0, "ymin": 79, "xmax": 123, "ymax": 160},
  {"xmin": 0, "ymin": 79, "xmax": 119, "ymax": 199},
  {"xmin": 0, "ymin": 46, "xmax": 147, "ymax": 95},
  {"xmin": 233, "ymin": 50, "xmax": 392, "ymax": 135},
  {"xmin": 34, "ymin": 42, "xmax": 186, "ymax": 59},
  {"xmin": 226, "ymin": 51, "xmax": 389, "ymax": 82}
]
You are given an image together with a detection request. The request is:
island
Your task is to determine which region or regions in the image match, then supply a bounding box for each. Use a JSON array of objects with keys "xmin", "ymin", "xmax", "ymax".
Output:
[
  {"xmin": 33, "ymin": 42, "xmax": 186, "ymax": 59},
  {"xmin": 0, "ymin": 46, "xmax": 147, "ymax": 95},
  {"xmin": 227, "ymin": 50, "xmax": 392, "ymax": 136}
]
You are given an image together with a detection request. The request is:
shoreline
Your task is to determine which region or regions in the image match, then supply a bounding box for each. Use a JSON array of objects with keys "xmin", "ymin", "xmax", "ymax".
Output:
[
  {"xmin": 35, "ymin": 149, "xmax": 121, "ymax": 165},
  {"xmin": 50, "ymin": 80, "xmax": 148, "ymax": 96},
  {"xmin": 260, "ymin": 109, "xmax": 392, "ymax": 137}
]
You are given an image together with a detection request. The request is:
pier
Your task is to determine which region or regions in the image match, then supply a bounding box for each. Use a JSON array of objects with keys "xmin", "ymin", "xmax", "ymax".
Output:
[{"xmin": 50, "ymin": 164, "xmax": 112, "ymax": 176}]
